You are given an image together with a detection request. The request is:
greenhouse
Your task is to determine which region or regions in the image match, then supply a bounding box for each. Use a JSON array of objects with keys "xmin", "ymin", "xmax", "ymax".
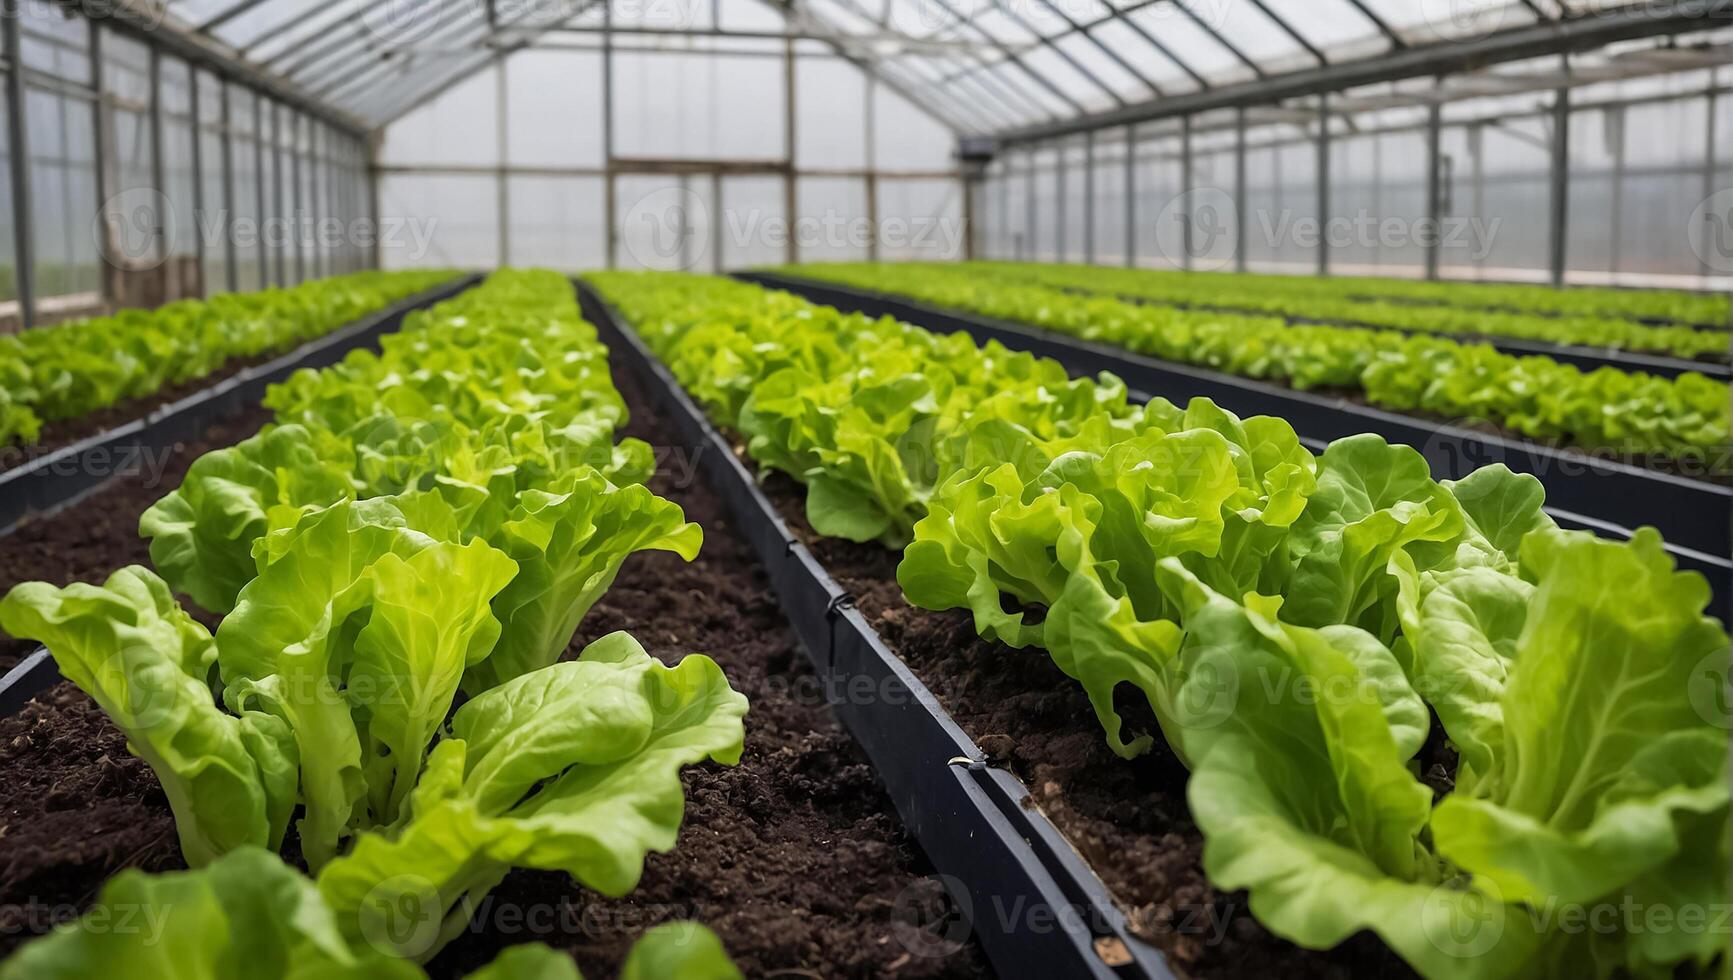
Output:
[{"xmin": 0, "ymin": 1, "xmax": 1728, "ymax": 978}]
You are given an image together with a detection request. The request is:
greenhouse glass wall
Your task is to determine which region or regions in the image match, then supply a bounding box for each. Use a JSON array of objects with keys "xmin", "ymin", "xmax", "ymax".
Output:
[{"xmin": 0, "ymin": 0, "xmax": 1728, "ymax": 324}]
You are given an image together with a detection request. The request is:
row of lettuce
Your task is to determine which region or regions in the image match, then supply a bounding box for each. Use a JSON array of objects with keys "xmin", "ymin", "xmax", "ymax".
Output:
[
  {"xmin": 771, "ymin": 262, "xmax": 1731, "ymax": 475},
  {"xmin": 1289, "ymin": 268, "xmax": 1729, "ymax": 327},
  {"xmin": 969, "ymin": 262, "xmax": 1727, "ymax": 330},
  {"xmin": 957, "ymin": 261, "xmax": 1730, "ymax": 359},
  {"xmin": 0, "ymin": 269, "xmax": 456, "ymax": 452},
  {"xmin": 586, "ymin": 270, "xmax": 1728, "ymax": 980},
  {"xmin": 0, "ymin": 271, "xmax": 746, "ymax": 979}
]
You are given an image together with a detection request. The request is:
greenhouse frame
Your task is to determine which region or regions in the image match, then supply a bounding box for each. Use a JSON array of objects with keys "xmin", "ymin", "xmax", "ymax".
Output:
[{"xmin": 0, "ymin": 0, "xmax": 1728, "ymax": 329}]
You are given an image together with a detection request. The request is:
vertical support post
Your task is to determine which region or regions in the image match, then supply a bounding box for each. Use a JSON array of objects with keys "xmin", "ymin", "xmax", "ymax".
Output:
[
  {"xmin": 307, "ymin": 124, "xmax": 320, "ymax": 279},
  {"xmin": 602, "ymin": 0, "xmax": 616, "ymax": 269},
  {"xmin": 1702, "ymin": 83, "xmax": 1718, "ymax": 280},
  {"xmin": 148, "ymin": 46, "xmax": 167, "ymax": 281},
  {"xmin": 1609, "ymin": 105, "xmax": 1624, "ymax": 277},
  {"xmin": 254, "ymin": 92, "xmax": 267, "ymax": 286},
  {"xmin": 962, "ymin": 168, "xmax": 976, "ymax": 261},
  {"xmin": 221, "ymin": 80, "xmax": 238, "ymax": 292},
  {"xmin": 865, "ymin": 76, "xmax": 878, "ymax": 262},
  {"xmin": 4, "ymin": 0, "xmax": 34, "ymax": 328},
  {"xmin": 866, "ymin": 172, "xmax": 881, "ymax": 261},
  {"xmin": 1234, "ymin": 105, "xmax": 1247, "ymax": 272},
  {"xmin": 998, "ymin": 158, "xmax": 1010, "ymax": 261},
  {"xmin": 188, "ymin": 66, "xmax": 205, "ymax": 294},
  {"xmin": 1317, "ymin": 92, "xmax": 1331, "ymax": 276},
  {"xmin": 783, "ymin": 36, "xmax": 797, "ymax": 265},
  {"xmin": 366, "ymin": 140, "xmax": 381, "ymax": 271},
  {"xmin": 1425, "ymin": 92, "xmax": 1442, "ymax": 280},
  {"xmin": 91, "ymin": 25, "xmax": 110, "ymax": 301},
  {"xmin": 1083, "ymin": 129, "xmax": 1095, "ymax": 265},
  {"xmin": 1548, "ymin": 70, "xmax": 1570, "ymax": 287},
  {"xmin": 1024, "ymin": 148, "xmax": 1036, "ymax": 262},
  {"xmin": 289, "ymin": 113, "xmax": 303, "ymax": 284},
  {"xmin": 496, "ymin": 61, "xmax": 509, "ymax": 269},
  {"xmin": 274, "ymin": 103, "xmax": 286, "ymax": 285},
  {"xmin": 710, "ymin": 172, "xmax": 723, "ymax": 270},
  {"xmin": 1124, "ymin": 123, "xmax": 1136, "ymax": 267},
  {"xmin": 1055, "ymin": 145, "xmax": 1066, "ymax": 262},
  {"xmin": 1180, "ymin": 115, "xmax": 1193, "ymax": 269}
]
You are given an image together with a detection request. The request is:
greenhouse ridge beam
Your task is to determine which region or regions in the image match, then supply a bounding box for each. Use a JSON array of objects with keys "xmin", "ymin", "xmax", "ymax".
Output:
[{"xmin": 987, "ymin": 0, "xmax": 1733, "ymax": 146}]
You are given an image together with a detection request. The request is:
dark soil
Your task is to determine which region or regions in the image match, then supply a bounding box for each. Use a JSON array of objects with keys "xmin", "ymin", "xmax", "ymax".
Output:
[
  {"xmin": 0, "ymin": 404, "xmax": 273, "ymax": 671},
  {"xmin": 426, "ymin": 345, "xmax": 989, "ymax": 979},
  {"xmin": 0, "ymin": 403, "xmax": 274, "ymax": 949},
  {"xmin": 0, "ymin": 357, "xmax": 989, "ymax": 977},
  {"xmin": 754, "ymin": 468, "xmax": 1415, "ymax": 980},
  {"xmin": 0, "ymin": 354, "xmax": 274, "ymax": 478}
]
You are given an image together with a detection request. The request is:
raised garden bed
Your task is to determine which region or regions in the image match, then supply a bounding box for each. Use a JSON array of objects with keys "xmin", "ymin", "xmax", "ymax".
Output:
[
  {"xmin": 0, "ymin": 324, "xmax": 991, "ymax": 979},
  {"xmin": 584, "ymin": 281, "xmax": 1420, "ymax": 979},
  {"xmin": 0, "ymin": 275, "xmax": 482, "ymax": 537},
  {"xmin": 739, "ymin": 271, "xmax": 1732, "ymax": 622}
]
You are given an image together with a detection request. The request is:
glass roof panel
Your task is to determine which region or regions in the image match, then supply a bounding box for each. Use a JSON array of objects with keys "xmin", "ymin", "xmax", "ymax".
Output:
[
  {"xmin": 168, "ymin": 0, "xmax": 236, "ymax": 25},
  {"xmin": 131, "ymin": 0, "xmax": 1685, "ymax": 129},
  {"xmin": 960, "ymin": 6, "xmax": 1042, "ymax": 46},
  {"xmin": 1085, "ymin": 18, "xmax": 1205, "ymax": 94},
  {"xmin": 1196, "ymin": 0, "xmax": 1314, "ymax": 67},
  {"xmin": 240, "ymin": 1, "xmax": 357, "ymax": 62},
  {"xmin": 1123, "ymin": 5, "xmax": 1250, "ymax": 83},
  {"xmin": 1254, "ymin": 0, "xmax": 1388, "ymax": 56},
  {"xmin": 1011, "ymin": 0, "xmax": 1083, "ymax": 41},
  {"xmin": 1355, "ymin": 0, "xmax": 1540, "ymax": 43},
  {"xmin": 805, "ymin": 0, "xmax": 883, "ymax": 34},
  {"xmin": 1053, "ymin": 30, "xmax": 1155, "ymax": 101},
  {"xmin": 1018, "ymin": 43, "xmax": 1121, "ymax": 112},
  {"xmin": 967, "ymin": 55, "xmax": 1077, "ymax": 118}
]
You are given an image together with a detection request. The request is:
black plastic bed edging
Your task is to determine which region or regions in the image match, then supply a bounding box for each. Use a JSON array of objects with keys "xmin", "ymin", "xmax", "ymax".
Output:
[
  {"xmin": 578, "ymin": 281, "xmax": 1177, "ymax": 980},
  {"xmin": 737, "ymin": 271, "xmax": 1733, "ymax": 619},
  {"xmin": 0, "ymin": 273, "xmax": 484, "ymax": 539},
  {"xmin": 1074, "ymin": 286, "xmax": 1731, "ymax": 382}
]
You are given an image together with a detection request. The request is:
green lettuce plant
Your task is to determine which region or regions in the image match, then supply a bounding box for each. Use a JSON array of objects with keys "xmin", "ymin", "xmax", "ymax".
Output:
[
  {"xmin": 774, "ymin": 262, "xmax": 1731, "ymax": 471},
  {"xmin": 586, "ymin": 268, "xmax": 1729, "ymax": 978},
  {"xmin": 0, "ymin": 846, "xmax": 741, "ymax": 980},
  {"xmin": 0, "ymin": 270, "xmax": 454, "ymax": 450}
]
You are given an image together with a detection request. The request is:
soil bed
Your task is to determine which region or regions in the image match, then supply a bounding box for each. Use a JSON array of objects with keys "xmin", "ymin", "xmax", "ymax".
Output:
[
  {"xmin": 751, "ymin": 466, "xmax": 1418, "ymax": 980},
  {"xmin": 0, "ymin": 354, "xmax": 274, "ymax": 479},
  {"xmin": 0, "ymin": 404, "xmax": 273, "ymax": 671},
  {"xmin": 426, "ymin": 349, "xmax": 988, "ymax": 978},
  {"xmin": 0, "ymin": 403, "xmax": 274, "ymax": 947},
  {"xmin": 0, "ymin": 360, "xmax": 990, "ymax": 977}
]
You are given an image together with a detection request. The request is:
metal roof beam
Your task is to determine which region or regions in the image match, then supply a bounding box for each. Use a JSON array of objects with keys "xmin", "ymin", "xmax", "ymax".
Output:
[
  {"xmin": 978, "ymin": 0, "xmax": 1128, "ymax": 107},
  {"xmin": 49, "ymin": 0, "xmax": 368, "ymax": 134},
  {"xmin": 1171, "ymin": 0, "xmax": 1266, "ymax": 76},
  {"xmin": 1024, "ymin": 0, "xmax": 1163, "ymax": 97},
  {"xmin": 991, "ymin": 0, "xmax": 1733, "ymax": 146},
  {"xmin": 1245, "ymin": 0, "xmax": 1326, "ymax": 64},
  {"xmin": 1339, "ymin": 0, "xmax": 1408, "ymax": 49}
]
